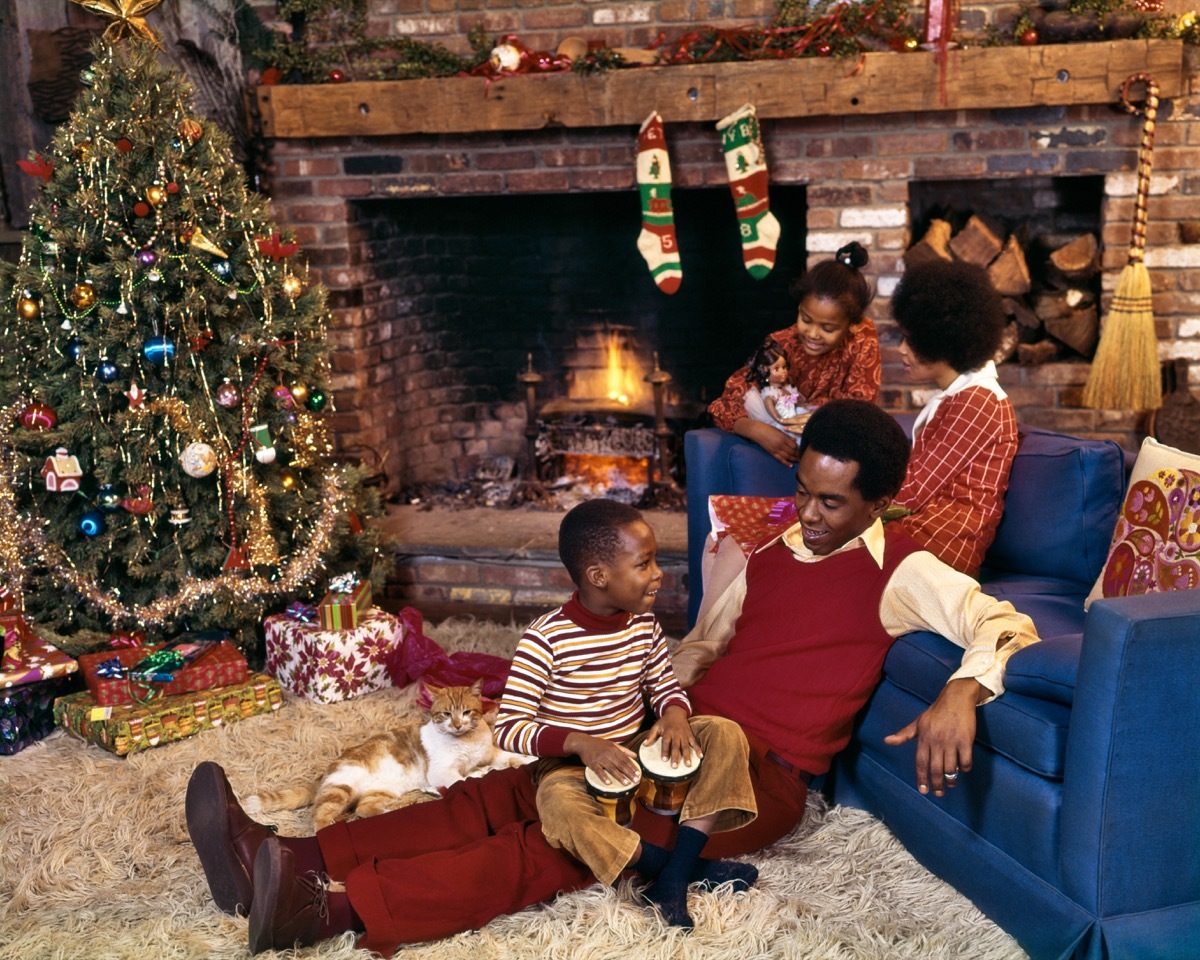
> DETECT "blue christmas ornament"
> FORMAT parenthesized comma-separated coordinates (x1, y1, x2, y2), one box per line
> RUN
(80, 510, 107, 537)
(67, 337, 84, 360)
(142, 336, 176, 364)
(212, 260, 233, 279)
(96, 484, 121, 511)
(96, 360, 120, 383)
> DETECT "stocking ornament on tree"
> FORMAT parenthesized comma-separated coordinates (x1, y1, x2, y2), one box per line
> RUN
(635, 111, 682, 294)
(716, 103, 781, 280)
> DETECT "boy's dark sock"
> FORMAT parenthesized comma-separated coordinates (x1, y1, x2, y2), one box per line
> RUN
(692, 858, 759, 892)
(632, 841, 670, 878)
(641, 825, 708, 929)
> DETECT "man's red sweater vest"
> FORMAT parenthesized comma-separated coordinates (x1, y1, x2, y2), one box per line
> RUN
(688, 526, 923, 776)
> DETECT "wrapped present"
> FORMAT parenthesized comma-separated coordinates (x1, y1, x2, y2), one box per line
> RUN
(265, 607, 401, 703)
(318, 575, 372, 630)
(78, 634, 248, 707)
(1, 613, 79, 689)
(2, 674, 81, 755)
(53, 672, 283, 756)
(708, 494, 797, 557)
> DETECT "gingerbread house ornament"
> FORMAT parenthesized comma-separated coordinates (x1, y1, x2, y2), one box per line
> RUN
(42, 447, 83, 492)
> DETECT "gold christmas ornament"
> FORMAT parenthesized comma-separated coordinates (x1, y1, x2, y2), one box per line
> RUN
(187, 225, 228, 258)
(281, 275, 304, 299)
(289, 383, 309, 405)
(146, 183, 167, 207)
(70, 283, 97, 309)
(279, 469, 298, 492)
(75, 140, 93, 162)
(17, 294, 41, 320)
(178, 118, 203, 145)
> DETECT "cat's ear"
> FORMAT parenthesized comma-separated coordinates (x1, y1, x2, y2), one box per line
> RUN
(469, 678, 483, 695)
(425, 683, 444, 697)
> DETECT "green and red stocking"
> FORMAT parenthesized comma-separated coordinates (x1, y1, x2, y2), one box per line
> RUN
(635, 111, 682, 294)
(716, 103, 781, 280)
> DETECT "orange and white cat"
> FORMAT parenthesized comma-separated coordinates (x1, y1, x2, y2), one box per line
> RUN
(246, 681, 530, 830)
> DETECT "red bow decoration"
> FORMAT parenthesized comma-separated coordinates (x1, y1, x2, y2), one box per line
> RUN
(256, 232, 300, 262)
(17, 154, 54, 182)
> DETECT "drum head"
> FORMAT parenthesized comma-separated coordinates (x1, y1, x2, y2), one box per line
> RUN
(638, 741, 701, 781)
(584, 765, 640, 798)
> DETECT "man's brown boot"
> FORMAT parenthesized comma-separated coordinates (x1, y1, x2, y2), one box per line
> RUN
(248, 837, 357, 954)
(185, 761, 275, 915)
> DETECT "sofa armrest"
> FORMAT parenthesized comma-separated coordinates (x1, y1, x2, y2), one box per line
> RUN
(684, 429, 796, 626)
(1059, 588, 1200, 916)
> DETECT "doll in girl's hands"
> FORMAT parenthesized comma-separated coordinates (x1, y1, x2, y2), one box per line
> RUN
(743, 339, 811, 438)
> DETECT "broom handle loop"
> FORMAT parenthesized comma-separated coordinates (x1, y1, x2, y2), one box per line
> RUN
(1120, 73, 1159, 263)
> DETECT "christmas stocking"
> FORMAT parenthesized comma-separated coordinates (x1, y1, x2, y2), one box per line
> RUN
(716, 103, 781, 280)
(636, 111, 682, 294)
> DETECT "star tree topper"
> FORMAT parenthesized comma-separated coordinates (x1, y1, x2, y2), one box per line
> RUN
(70, 0, 164, 47)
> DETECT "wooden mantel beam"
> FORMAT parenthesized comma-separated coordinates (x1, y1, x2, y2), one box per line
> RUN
(255, 39, 1185, 139)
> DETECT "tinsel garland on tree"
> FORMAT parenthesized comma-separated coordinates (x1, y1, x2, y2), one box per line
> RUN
(0, 27, 387, 655)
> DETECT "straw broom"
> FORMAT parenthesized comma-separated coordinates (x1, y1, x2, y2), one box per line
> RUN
(1081, 73, 1163, 411)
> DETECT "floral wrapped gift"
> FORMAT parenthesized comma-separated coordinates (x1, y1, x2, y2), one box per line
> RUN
(318, 573, 372, 630)
(264, 606, 402, 704)
(53, 672, 283, 756)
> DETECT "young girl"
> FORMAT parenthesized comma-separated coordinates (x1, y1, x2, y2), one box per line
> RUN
(708, 242, 881, 465)
(742, 338, 810, 441)
(890, 259, 1019, 578)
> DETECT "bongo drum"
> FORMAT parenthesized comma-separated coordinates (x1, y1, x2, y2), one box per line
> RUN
(637, 741, 701, 816)
(584, 765, 641, 826)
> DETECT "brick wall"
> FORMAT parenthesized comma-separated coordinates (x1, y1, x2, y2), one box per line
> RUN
(249, 3, 1200, 486)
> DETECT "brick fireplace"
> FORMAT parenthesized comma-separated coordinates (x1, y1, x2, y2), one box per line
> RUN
(250, 35, 1200, 492)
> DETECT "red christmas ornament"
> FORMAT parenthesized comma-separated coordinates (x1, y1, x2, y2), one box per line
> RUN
(16, 154, 53, 182)
(117, 138, 133, 153)
(121, 485, 154, 515)
(260, 66, 283, 86)
(188, 328, 214, 352)
(167, 181, 179, 194)
(133, 201, 152, 218)
(1019, 28, 1039, 45)
(816, 43, 833, 56)
(255, 232, 300, 262)
(18, 402, 57, 430)
(328, 68, 347, 83)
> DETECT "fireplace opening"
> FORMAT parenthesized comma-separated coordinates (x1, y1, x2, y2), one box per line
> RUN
(906, 175, 1106, 366)
(354, 184, 808, 503)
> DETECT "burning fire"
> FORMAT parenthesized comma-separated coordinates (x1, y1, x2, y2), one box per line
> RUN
(605, 332, 638, 406)
(568, 330, 646, 409)
(559, 453, 650, 498)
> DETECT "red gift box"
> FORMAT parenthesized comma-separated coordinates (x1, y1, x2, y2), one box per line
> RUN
(79, 637, 248, 706)
(1, 613, 79, 689)
(708, 494, 797, 556)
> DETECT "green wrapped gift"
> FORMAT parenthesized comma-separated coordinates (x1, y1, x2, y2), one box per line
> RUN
(53, 672, 283, 756)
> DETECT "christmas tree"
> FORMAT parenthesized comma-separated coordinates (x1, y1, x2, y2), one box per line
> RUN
(0, 13, 386, 654)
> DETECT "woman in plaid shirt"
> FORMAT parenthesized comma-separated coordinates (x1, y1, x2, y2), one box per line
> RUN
(890, 260, 1019, 578)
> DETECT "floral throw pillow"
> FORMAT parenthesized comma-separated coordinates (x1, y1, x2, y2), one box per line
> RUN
(1097, 466, 1200, 600)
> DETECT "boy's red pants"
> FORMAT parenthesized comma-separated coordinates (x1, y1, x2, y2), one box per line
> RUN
(317, 736, 807, 956)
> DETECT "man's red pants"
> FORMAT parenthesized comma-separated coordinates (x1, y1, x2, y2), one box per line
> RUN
(317, 736, 808, 955)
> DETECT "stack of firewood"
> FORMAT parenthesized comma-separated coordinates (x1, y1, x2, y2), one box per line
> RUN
(903, 214, 1101, 365)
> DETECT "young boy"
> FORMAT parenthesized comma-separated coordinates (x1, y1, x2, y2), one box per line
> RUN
(494, 498, 758, 929)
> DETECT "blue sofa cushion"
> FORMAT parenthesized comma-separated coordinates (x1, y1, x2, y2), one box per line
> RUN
(1003, 635, 1082, 706)
(980, 426, 1127, 592)
(726, 442, 797, 494)
(882, 631, 1070, 778)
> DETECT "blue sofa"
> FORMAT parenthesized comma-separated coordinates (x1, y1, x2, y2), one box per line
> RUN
(684, 426, 1200, 960)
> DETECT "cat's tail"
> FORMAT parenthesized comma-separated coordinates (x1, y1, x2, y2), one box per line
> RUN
(244, 785, 315, 817)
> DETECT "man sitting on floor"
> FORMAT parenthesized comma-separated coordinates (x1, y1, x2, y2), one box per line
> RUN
(185, 398, 1039, 955)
